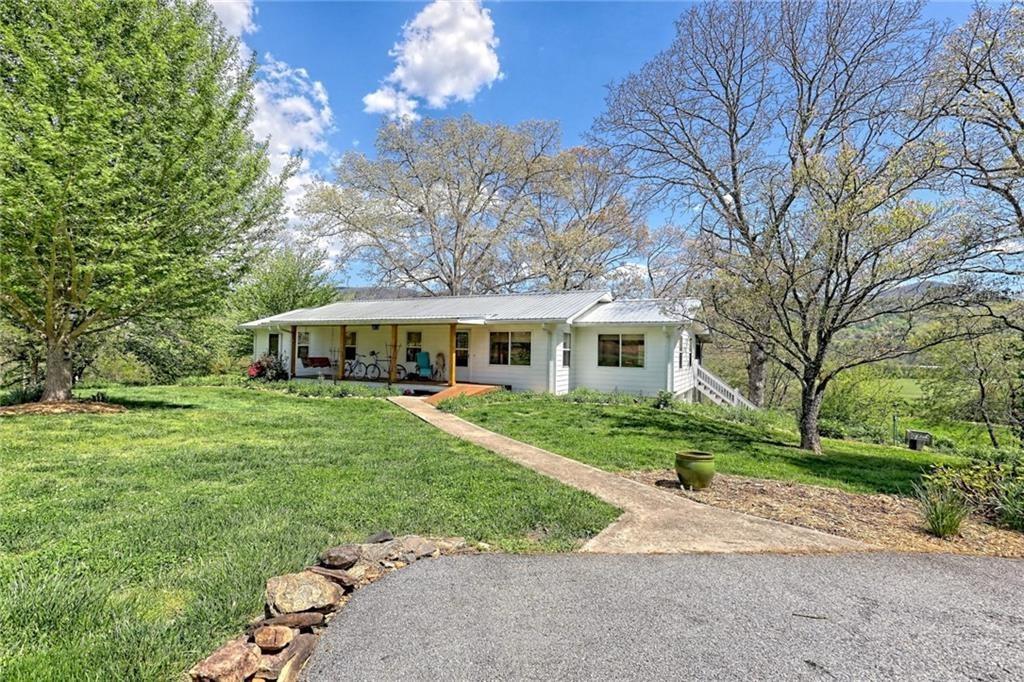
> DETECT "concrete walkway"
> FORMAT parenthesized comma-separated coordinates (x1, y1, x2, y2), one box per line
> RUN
(390, 397, 866, 554)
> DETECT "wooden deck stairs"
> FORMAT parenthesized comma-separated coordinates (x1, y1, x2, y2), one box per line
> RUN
(424, 383, 502, 406)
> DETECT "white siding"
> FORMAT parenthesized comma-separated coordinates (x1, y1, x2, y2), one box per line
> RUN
(571, 326, 671, 396)
(252, 329, 289, 363)
(672, 330, 696, 400)
(554, 325, 571, 395)
(466, 324, 550, 392)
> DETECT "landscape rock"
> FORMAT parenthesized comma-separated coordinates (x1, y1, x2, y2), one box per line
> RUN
(433, 536, 470, 554)
(319, 544, 360, 569)
(365, 530, 395, 544)
(346, 559, 386, 585)
(277, 633, 318, 682)
(306, 565, 356, 589)
(189, 637, 261, 682)
(359, 539, 406, 564)
(248, 611, 324, 633)
(400, 535, 439, 559)
(265, 572, 343, 615)
(256, 646, 298, 679)
(253, 625, 296, 652)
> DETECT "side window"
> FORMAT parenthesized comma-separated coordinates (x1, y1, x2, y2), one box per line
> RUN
(268, 333, 280, 357)
(455, 331, 469, 367)
(297, 331, 310, 360)
(598, 334, 620, 367)
(406, 331, 422, 362)
(621, 334, 644, 367)
(510, 331, 531, 366)
(489, 332, 509, 365)
(597, 333, 645, 368)
(562, 332, 571, 367)
(489, 332, 532, 365)
(345, 331, 356, 361)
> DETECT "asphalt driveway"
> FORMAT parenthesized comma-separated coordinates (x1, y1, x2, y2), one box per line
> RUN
(304, 553, 1024, 681)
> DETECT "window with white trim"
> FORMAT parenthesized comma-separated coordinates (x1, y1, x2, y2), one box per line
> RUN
(406, 331, 422, 362)
(345, 331, 356, 361)
(489, 331, 531, 365)
(562, 333, 571, 367)
(455, 331, 469, 367)
(598, 333, 644, 368)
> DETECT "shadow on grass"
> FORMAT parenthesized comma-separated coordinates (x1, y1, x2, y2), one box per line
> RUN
(610, 408, 930, 495)
(101, 397, 196, 411)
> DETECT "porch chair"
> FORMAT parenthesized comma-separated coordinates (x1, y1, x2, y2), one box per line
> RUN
(416, 351, 432, 380)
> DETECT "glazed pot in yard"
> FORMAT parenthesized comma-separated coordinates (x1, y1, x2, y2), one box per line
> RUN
(675, 451, 715, 490)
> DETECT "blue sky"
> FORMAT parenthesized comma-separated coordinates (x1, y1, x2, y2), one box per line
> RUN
(250, 1, 684, 154)
(217, 0, 976, 187)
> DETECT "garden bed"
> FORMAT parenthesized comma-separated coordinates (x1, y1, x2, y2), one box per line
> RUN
(0, 400, 127, 416)
(623, 470, 1024, 557)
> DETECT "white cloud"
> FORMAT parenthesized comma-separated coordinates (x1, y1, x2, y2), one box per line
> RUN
(363, 85, 421, 122)
(208, 3, 335, 240)
(251, 54, 334, 172)
(364, 0, 502, 121)
(249, 55, 334, 225)
(210, 0, 257, 37)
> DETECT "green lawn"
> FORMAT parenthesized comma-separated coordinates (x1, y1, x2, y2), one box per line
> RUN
(440, 394, 965, 496)
(0, 386, 618, 680)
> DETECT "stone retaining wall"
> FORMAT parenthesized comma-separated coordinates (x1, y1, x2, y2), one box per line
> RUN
(189, 532, 476, 682)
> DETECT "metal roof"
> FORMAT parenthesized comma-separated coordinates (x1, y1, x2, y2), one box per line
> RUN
(241, 290, 614, 328)
(572, 298, 701, 325)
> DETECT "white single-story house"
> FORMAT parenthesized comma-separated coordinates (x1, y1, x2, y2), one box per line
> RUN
(241, 290, 752, 406)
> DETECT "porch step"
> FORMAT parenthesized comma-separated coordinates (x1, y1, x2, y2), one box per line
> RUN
(424, 384, 502, 406)
(694, 365, 757, 409)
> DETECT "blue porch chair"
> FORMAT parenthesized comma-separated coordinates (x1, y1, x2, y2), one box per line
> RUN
(416, 351, 432, 380)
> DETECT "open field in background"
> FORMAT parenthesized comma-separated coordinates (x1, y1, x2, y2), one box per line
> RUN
(440, 393, 966, 496)
(0, 387, 617, 680)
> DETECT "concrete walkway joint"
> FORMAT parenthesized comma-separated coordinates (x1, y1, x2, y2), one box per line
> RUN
(390, 396, 866, 554)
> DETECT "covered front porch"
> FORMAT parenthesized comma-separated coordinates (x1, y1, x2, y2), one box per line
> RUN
(273, 321, 471, 387)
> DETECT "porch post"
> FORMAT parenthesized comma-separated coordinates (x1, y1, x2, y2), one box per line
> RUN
(289, 325, 297, 378)
(338, 325, 346, 380)
(448, 323, 456, 386)
(389, 324, 398, 383)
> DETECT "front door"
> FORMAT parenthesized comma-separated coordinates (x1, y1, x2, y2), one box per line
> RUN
(455, 329, 470, 382)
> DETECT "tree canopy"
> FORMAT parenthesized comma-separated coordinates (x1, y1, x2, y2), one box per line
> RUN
(0, 0, 288, 400)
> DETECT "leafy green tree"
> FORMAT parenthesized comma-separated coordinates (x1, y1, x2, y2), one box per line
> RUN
(227, 245, 339, 356)
(0, 0, 288, 401)
(302, 116, 559, 295)
(922, 326, 1024, 448)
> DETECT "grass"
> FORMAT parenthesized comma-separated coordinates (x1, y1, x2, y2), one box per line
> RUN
(0, 386, 618, 680)
(439, 393, 966, 495)
(915, 482, 970, 538)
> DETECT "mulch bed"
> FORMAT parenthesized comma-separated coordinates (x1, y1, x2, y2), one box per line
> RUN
(0, 401, 127, 416)
(623, 470, 1024, 558)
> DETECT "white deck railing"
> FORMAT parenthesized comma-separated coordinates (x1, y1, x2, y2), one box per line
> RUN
(695, 364, 758, 410)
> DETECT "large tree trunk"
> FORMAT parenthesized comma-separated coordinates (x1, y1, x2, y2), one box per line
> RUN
(41, 338, 73, 402)
(746, 341, 767, 407)
(798, 383, 824, 454)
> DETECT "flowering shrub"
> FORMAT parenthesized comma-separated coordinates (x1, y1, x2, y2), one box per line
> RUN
(247, 354, 287, 382)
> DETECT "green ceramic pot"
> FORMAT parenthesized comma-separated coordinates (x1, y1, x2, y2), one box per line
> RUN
(675, 450, 715, 490)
